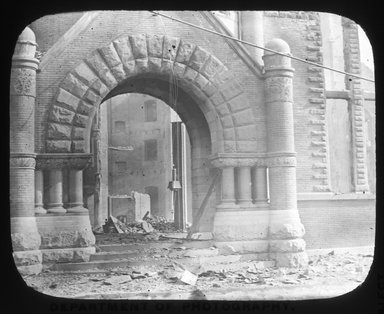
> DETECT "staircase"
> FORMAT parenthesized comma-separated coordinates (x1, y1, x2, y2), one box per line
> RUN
(51, 236, 275, 272)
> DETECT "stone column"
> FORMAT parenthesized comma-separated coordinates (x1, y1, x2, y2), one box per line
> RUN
(34, 169, 46, 214)
(237, 166, 253, 207)
(263, 39, 307, 267)
(10, 27, 42, 275)
(252, 167, 268, 204)
(46, 169, 66, 213)
(67, 159, 89, 213)
(211, 156, 271, 255)
(219, 167, 236, 207)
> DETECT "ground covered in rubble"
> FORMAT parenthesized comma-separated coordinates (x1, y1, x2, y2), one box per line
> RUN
(23, 245, 373, 300)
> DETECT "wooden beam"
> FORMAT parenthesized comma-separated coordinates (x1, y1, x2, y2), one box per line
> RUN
(186, 170, 221, 239)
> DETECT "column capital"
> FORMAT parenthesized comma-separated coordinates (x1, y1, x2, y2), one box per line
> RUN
(263, 38, 294, 73)
(36, 153, 92, 170)
(10, 153, 36, 169)
(210, 153, 267, 168)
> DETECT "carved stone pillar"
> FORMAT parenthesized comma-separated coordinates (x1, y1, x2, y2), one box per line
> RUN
(47, 169, 66, 213)
(237, 166, 253, 207)
(10, 27, 42, 275)
(219, 167, 236, 207)
(263, 39, 307, 267)
(34, 169, 46, 214)
(67, 158, 89, 213)
(211, 154, 271, 256)
(252, 167, 268, 204)
(35, 153, 96, 265)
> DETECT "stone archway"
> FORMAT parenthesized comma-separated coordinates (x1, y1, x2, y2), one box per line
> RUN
(43, 34, 259, 234)
(11, 28, 308, 275)
(45, 34, 258, 155)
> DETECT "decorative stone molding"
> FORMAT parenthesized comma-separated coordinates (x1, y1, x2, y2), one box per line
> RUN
(264, 76, 293, 103)
(265, 156, 296, 168)
(10, 68, 36, 96)
(45, 35, 255, 154)
(305, 14, 331, 192)
(36, 153, 92, 170)
(342, 18, 369, 192)
(10, 153, 36, 169)
(210, 153, 266, 168)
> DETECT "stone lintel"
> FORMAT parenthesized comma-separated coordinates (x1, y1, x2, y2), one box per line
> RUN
(36, 153, 92, 170)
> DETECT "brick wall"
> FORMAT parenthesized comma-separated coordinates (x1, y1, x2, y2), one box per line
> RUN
(298, 198, 375, 248)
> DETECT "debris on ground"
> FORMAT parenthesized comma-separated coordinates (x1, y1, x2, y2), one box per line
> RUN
(98, 214, 184, 236)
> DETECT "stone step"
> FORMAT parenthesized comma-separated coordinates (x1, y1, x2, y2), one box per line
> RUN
(176, 253, 264, 266)
(97, 240, 214, 252)
(51, 258, 165, 272)
(90, 251, 137, 261)
(200, 260, 276, 273)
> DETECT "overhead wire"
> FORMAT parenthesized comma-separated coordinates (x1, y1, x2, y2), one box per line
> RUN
(149, 10, 375, 83)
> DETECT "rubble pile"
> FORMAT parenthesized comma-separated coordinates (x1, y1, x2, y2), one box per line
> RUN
(94, 214, 183, 235)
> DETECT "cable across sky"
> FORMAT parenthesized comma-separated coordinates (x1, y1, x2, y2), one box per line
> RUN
(149, 11, 375, 83)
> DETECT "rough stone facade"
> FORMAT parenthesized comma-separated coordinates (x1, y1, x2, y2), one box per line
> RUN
(10, 11, 375, 274)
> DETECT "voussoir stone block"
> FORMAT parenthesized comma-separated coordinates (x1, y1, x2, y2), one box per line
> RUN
(200, 55, 223, 79)
(98, 44, 122, 68)
(202, 81, 218, 97)
(56, 88, 80, 111)
(189, 46, 210, 72)
(84, 89, 101, 104)
(47, 123, 72, 140)
(73, 113, 89, 127)
(223, 128, 236, 140)
(113, 37, 134, 63)
(86, 53, 117, 89)
(77, 101, 94, 115)
(148, 57, 162, 72)
(220, 80, 243, 101)
(227, 94, 249, 113)
(129, 34, 148, 59)
(175, 40, 196, 65)
(210, 91, 225, 106)
(134, 59, 149, 73)
(61, 73, 89, 98)
(233, 109, 254, 127)
(49, 106, 75, 124)
(46, 140, 71, 153)
(221, 115, 234, 128)
(147, 35, 164, 58)
(216, 103, 230, 117)
(72, 127, 86, 140)
(91, 79, 109, 98)
(173, 62, 186, 79)
(163, 36, 179, 60)
(74, 62, 99, 86)
(193, 73, 209, 89)
(184, 67, 198, 84)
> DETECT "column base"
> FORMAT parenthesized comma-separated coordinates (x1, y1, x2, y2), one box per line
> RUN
(66, 205, 88, 213)
(47, 205, 67, 214)
(213, 209, 270, 241)
(11, 217, 43, 275)
(36, 214, 95, 249)
(11, 216, 41, 251)
(41, 247, 95, 267)
(34, 206, 47, 214)
(269, 252, 309, 267)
